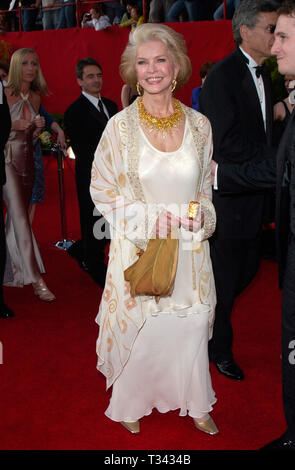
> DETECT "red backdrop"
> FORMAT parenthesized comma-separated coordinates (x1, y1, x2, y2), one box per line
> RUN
(0, 21, 235, 114)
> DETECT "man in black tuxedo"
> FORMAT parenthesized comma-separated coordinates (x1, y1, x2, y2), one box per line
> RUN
(199, 0, 278, 380)
(0, 79, 14, 319)
(64, 58, 118, 287)
(212, 0, 295, 449)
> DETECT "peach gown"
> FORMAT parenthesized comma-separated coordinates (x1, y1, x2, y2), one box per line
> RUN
(3, 96, 45, 287)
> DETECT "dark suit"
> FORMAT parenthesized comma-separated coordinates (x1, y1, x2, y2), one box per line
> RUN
(0, 81, 11, 308)
(217, 112, 295, 438)
(199, 48, 277, 362)
(64, 93, 118, 285)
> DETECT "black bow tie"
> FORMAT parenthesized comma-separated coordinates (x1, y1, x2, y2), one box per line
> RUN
(255, 65, 265, 78)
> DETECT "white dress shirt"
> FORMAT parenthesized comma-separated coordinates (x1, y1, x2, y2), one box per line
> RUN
(82, 91, 110, 119)
(82, 15, 111, 31)
(240, 47, 266, 130)
(214, 48, 267, 189)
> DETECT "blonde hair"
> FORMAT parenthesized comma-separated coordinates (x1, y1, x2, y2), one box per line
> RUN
(7, 48, 49, 96)
(120, 23, 192, 91)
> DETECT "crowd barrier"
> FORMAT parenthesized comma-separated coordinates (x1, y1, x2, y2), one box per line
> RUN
(0, 0, 227, 32)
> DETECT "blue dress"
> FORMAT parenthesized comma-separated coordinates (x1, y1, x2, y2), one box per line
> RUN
(191, 86, 202, 111)
(30, 105, 54, 204)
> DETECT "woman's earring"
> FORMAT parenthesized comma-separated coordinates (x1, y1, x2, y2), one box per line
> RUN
(136, 82, 143, 96)
(171, 78, 177, 93)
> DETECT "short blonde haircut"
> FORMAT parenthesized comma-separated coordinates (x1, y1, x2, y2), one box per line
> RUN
(120, 23, 192, 91)
(7, 48, 49, 96)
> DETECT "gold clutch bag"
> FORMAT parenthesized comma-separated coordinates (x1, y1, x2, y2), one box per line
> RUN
(124, 232, 179, 299)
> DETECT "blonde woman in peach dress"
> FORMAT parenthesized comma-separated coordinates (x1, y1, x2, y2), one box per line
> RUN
(3, 48, 55, 301)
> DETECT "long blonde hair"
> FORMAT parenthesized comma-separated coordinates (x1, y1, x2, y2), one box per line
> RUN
(7, 48, 49, 96)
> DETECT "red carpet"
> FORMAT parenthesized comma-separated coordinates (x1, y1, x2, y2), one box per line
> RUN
(0, 156, 285, 451)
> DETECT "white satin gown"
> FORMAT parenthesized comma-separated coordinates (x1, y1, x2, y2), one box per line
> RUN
(105, 120, 217, 422)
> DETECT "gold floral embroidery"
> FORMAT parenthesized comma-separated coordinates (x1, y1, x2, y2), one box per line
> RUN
(107, 338, 113, 352)
(125, 102, 146, 203)
(108, 298, 117, 314)
(118, 173, 126, 187)
(120, 319, 128, 333)
(200, 271, 210, 283)
(124, 296, 137, 311)
(104, 361, 114, 379)
(103, 289, 111, 302)
(124, 281, 131, 295)
(106, 189, 118, 199)
(99, 134, 108, 153)
(200, 197, 216, 240)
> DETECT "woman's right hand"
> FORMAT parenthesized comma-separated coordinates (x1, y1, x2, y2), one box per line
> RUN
(12, 119, 31, 131)
(34, 115, 45, 130)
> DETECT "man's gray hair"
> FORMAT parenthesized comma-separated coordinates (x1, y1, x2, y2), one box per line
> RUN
(232, 0, 279, 45)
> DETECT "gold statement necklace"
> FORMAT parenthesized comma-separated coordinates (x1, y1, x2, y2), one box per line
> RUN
(138, 97, 184, 138)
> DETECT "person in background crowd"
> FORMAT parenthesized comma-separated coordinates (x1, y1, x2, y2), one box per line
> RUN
(191, 61, 215, 111)
(0, 74, 15, 318)
(120, 4, 143, 29)
(210, 0, 295, 449)
(273, 73, 295, 145)
(0, 0, 11, 32)
(20, 0, 39, 31)
(120, 1, 137, 24)
(167, 0, 206, 22)
(29, 105, 66, 224)
(3, 48, 55, 301)
(213, 0, 242, 20)
(0, 59, 66, 222)
(148, 0, 175, 22)
(64, 57, 118, 288)
(6, 0, 19, 32)
(81, 6, 111, 31)
(102, 1, 121, 24)
(0, 61, 9, 85)
(120, 83, 138, 107)
(199, 0, 278, 381)
(37, 0, 60, 30)
(57, 0, 76, 29)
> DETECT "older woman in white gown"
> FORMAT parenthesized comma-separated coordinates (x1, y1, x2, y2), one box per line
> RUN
(90, 23, 218, 435)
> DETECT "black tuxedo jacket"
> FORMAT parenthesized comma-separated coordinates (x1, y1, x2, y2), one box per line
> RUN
(0, 82, 11, 186)
(64, 93, 118, 177)
(217, 110, 295, 287)
(1, 79, 11, 303)
(275, 111, 294, 286)
(199, 48, 276, 239)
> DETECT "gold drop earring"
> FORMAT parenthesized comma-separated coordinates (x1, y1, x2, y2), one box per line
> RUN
(136, 82, 143, 96)
(171, 78, 177, 93)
